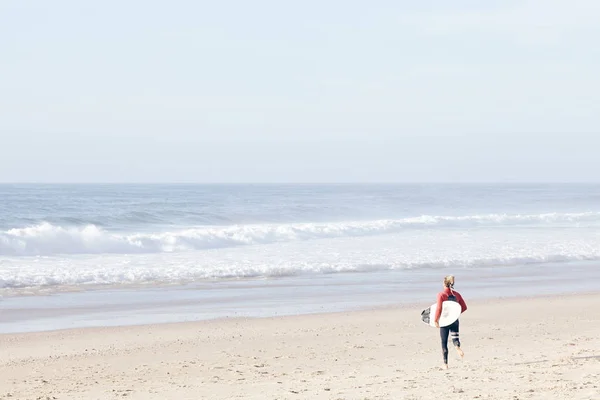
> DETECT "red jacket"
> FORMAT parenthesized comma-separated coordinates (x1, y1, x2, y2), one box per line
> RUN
(434, 287, 467, 323)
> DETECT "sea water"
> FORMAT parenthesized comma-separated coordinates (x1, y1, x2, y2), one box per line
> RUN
(1, 184, 599, 332)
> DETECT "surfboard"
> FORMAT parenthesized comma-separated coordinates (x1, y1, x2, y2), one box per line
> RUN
(421, 301, 462, 327)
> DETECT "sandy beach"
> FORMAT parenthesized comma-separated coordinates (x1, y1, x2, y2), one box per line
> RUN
(0, 293, 598, 400)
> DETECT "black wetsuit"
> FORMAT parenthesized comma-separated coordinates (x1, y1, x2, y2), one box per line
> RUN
(440, 319, 460, 364)
(440, 293, 461, 364)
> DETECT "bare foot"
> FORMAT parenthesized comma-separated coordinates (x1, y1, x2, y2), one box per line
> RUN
(441, 364, 449, 370)
(456, 347, 464, 359)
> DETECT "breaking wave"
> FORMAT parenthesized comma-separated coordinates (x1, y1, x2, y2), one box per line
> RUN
(1, 211, 599, 256)
(1, 252, 599, 290)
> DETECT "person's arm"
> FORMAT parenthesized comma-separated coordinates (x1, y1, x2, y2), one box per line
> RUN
(434, 292, 444, 325)
(458, 294, 467, 313)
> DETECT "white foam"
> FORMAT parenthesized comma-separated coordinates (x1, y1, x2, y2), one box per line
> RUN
(1, 228, 599, 290)
(2, 212, 600, 256)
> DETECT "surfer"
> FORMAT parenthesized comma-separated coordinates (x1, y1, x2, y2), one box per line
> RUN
(435, 275, 467, 370)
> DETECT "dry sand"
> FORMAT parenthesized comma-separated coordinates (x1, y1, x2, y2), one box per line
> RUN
(1, 293, 599, 400)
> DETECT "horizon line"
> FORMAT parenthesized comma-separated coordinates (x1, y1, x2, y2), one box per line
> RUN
(1, 181, 599, 185)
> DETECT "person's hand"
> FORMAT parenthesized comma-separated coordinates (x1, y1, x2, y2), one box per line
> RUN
(435, 321, 440, 328)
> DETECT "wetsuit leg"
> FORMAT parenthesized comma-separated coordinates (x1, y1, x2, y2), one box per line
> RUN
(440, 325, 450, 364)
(449, 319, 460, 347)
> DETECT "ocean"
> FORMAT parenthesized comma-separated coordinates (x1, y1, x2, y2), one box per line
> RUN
(1, 183, 599, 332)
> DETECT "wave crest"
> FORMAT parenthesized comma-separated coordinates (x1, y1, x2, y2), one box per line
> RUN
(1, 211, 599, 256)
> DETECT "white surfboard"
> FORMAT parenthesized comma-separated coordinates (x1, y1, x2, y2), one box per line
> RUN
(421, 301, 462, 327)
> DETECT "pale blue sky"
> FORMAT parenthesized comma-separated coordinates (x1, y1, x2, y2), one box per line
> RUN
(1, 0, 599, 183)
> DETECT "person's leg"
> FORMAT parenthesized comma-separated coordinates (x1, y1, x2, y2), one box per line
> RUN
(449, 320, 464, 358)
(440, 325, 450, 369)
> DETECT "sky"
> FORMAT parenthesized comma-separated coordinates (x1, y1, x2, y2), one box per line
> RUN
(1, 0, 599, 183)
